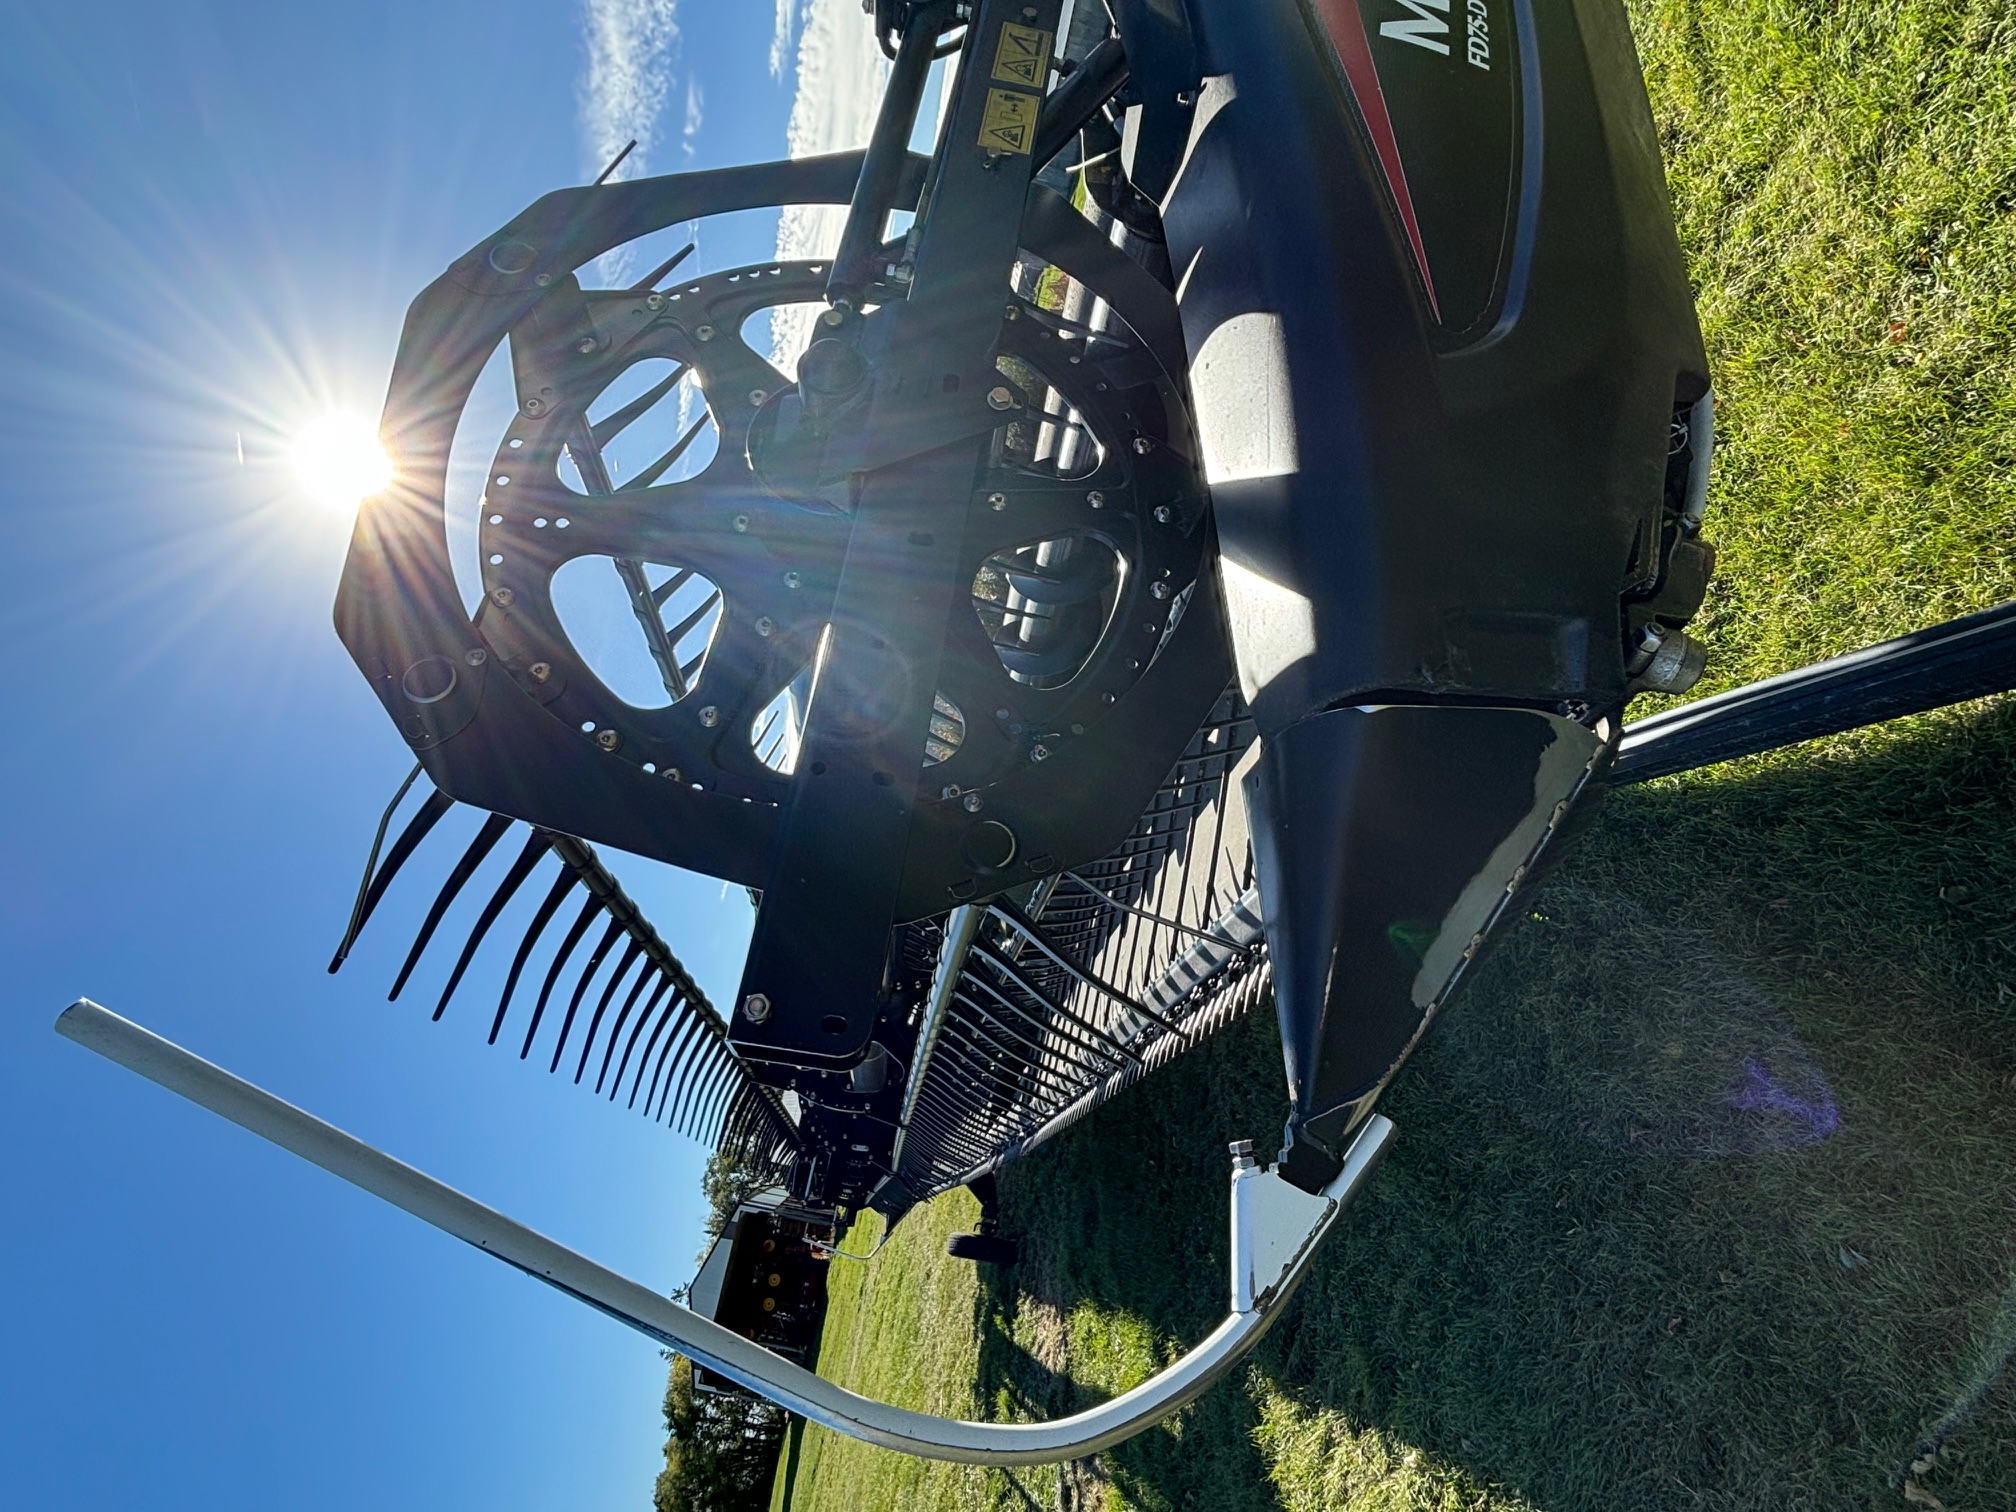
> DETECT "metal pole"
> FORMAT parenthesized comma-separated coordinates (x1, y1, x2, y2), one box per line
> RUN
(1611, 598, 2016, 784)
(826, 6, 949, 306)
(54, 999, 1388, 1465)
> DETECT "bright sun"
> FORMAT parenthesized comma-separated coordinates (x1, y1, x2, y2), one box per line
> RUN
(291, 411, 392, 509)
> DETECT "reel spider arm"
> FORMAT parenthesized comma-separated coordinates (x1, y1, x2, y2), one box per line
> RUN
(57, 1000, 1390, 1466)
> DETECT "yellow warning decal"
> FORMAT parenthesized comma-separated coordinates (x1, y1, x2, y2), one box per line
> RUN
(991, 22, 1052, 87)
(978, 87, 1039, 154)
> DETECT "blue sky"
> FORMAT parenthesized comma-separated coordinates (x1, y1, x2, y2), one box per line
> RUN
(0, 3, 834, 1506)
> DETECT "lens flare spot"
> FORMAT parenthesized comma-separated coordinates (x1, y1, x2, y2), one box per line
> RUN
(291, 412, 391, 510)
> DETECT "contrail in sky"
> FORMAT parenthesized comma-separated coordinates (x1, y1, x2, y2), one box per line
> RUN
(579, 0, 683, 283)
(682, 76, 704, 164)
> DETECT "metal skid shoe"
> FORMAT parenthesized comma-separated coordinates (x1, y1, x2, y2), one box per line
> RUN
(52, 0, 1742, 1469)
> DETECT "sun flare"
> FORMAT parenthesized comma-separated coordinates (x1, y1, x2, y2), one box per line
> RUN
(291, 411, 391, 510)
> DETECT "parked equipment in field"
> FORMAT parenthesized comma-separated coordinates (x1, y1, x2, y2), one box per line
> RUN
(688, 1192, 836, 1391)
(61, 0, 2015, 1463)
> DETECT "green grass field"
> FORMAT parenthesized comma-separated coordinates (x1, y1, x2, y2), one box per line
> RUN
(772, 2, 2016, 1507)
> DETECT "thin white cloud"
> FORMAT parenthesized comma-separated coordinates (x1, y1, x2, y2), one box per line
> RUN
(771, 0, 889, 369)
(769, 0, 800, 81)
(682, 76, 703, 164)
(579, 0, 683, 283)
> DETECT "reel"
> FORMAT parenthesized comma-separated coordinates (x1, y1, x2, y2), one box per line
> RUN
(464, 258, 1217, 867)
(333, 12, 1235, 1215)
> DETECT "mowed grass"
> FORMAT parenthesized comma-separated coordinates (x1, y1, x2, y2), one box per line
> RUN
(777, 2, 2016, 1508)
(767, 1190, 995, 1512)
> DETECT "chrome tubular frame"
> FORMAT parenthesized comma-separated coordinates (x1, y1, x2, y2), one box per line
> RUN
(55, 999, 1391, 1466)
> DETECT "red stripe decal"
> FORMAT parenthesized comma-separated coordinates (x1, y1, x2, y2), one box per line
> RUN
(1311, 0, 1443, 322)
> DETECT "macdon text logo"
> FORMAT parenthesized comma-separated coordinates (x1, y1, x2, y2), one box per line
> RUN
(1378, 0, 1492, 71)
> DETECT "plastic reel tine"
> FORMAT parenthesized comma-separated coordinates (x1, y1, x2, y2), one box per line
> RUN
(710, 1055, 753, 1134)
(433, 831, 552, 1021)
(548, 916, 624, 1074)
(680, 1044, 738, 1137)
(491, 863, 579, 1045)
(750, 1092, 787, 1149)
(624, 988, 679, 1110)
(594, 962, 658, 1095)
(765, 1091, 798, 1147)
(647, 1008, 705, 1122)
(667, 1042, 718, 1133)
(718, 1088, 754, 1158)
(667, 1030, 728, 1131)
(521, 894, 601, 1060)
(575, 938, 645, 1084)
(696, 1057, 746, 1142)
(735, 1083, 764, 1139)
(749, 1096, 784, 1161)
(728, 1085, 763, 1150)
(681, 1052, 727, 1137)
(387, 812, 513, 1001)
(330, 763, 424, 971)
(615, 977, 673, 1104)
(642, 1002, 698, 1119)
(718, 1082, 747, 1142)
(589, 366, 684, 449)
(757, 1100, 792, 1164)
(329, 782, 451, 972)
(591, 137, 635, 184)
(652, 1011, 711, 1123)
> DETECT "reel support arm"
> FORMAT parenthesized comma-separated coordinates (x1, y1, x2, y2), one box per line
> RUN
(826, 0, 957, 306)
(55, 999, 1390, 1465)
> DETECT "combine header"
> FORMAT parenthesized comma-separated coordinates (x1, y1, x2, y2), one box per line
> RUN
(59, 0, 2016, 1464)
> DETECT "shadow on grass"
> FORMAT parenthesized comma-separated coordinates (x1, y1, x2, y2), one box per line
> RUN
(974, 700, 2016, 1512)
